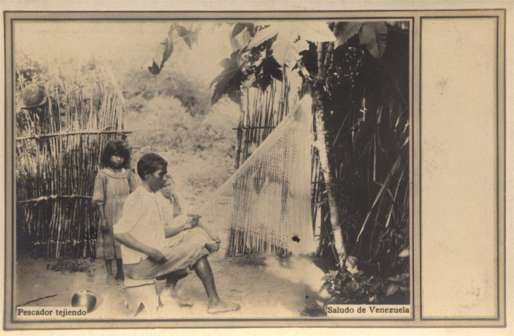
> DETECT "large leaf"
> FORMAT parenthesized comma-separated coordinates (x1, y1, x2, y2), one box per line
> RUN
(173, 23, 199, 49)
(332, 22, 363, 48)
(232, 23, 255, 37)
(293, 41, 317, 79)
(359, 22, 388, 58)
(248, 22, 336, 65)
(148, 36, 174, 75)
(231, 23, 256, 50)
(148, 23, 198, 75)
(332, 21, 389, 58)
(148, 60, 161, 75)
(210, 51, 245, 104)
(254, 56, 283, 91)
(273, 38, 310, 67)
(247, 26, 279, 49)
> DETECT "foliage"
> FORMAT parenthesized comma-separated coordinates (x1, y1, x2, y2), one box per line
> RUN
(247, 22, 335, 65)
(210, 22, 340, 104)
(210, 36, 284, 104)
(210, 51, 246, 104)
(123, 67, 211, 117)
(148, 23, 199, 75)
(125, 95, 233, 154)
(15, 52, 49, 110)
(323, 268, 409, 304)
(330, 22, 388, 57)
(308, 24, 410, 303)
(124, 93, 239, 204)
(212, 20, 410, 304)
(210, 24, 292, 104)
(230, 23, 260, 50)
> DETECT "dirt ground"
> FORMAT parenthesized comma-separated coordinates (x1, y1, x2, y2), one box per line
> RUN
(14, 192, 326, 320)
(15, 250, 323, 319)
(14, 146, 327, 319)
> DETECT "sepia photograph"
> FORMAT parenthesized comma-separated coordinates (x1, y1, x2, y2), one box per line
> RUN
(11, 18, 411, 321)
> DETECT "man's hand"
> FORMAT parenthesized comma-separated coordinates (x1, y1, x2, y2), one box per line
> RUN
(185, 214, 200, 228)
(160, 186, 174, 200)
(148, 249, 167, 263)
(160, 177, 177, 200)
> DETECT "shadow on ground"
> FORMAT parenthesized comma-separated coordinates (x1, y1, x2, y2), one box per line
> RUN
(14, 251, 324, 320)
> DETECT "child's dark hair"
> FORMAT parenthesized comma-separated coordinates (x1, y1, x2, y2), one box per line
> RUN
(100, 139, 131, 169)
(137, 153, 168, 180)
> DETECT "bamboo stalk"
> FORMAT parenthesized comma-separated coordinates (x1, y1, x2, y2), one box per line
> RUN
(312, 42, 347, 264)
(16, 129, 131, 141)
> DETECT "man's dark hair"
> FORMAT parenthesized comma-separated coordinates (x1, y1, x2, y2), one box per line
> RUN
(137, 153, 168, 180)
(100, 139, 131, 169)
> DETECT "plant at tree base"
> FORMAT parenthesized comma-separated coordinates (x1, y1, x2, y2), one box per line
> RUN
(322, 262, 409, 304)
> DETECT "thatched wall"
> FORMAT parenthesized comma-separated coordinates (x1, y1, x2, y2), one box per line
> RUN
(16, 66, 129, 258)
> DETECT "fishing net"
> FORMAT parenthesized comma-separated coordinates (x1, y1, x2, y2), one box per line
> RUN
(202, 96, 317, 257)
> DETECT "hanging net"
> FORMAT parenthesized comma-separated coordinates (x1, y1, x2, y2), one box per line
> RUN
(201, 96, 316, 257)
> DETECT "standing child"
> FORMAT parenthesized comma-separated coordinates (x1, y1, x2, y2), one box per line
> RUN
(93, 139, 138, 281)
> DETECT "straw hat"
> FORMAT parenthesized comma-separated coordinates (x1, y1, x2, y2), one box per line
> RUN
(21, 83, 47, 109)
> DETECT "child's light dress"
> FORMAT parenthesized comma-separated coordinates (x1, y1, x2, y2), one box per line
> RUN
(92, 168, 137, 260)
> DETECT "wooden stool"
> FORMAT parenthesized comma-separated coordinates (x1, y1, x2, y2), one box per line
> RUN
(122, 278, 160, 316)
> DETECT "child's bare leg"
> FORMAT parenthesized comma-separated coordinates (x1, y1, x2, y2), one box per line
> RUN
(115, 259, 124, 280)
(105, 260, 113, 276)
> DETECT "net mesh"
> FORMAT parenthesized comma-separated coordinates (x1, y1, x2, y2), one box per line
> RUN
(201, 96, 316, 257)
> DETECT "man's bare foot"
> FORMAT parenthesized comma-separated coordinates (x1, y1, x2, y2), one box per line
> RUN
(207, 300, 240, 314)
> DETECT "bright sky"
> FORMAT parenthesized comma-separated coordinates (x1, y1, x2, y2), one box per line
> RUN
(13, 20, 363, 87)
(14, 21, 234, 85)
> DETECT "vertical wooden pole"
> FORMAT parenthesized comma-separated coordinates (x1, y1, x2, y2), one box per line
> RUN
(312, 42, 347, 264)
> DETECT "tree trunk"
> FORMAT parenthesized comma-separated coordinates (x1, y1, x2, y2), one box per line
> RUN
(312, 42, 347, 264)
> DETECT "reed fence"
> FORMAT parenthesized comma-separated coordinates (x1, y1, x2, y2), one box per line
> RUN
(16, 66, 128, 258)
(230, 71, 329, 256)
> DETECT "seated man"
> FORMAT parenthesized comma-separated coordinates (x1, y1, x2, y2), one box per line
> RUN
(114, 153, 239, 314)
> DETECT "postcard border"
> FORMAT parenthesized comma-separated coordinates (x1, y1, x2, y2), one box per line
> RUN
(418, 15, 505, 322)
(3, 9, 506, 329)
